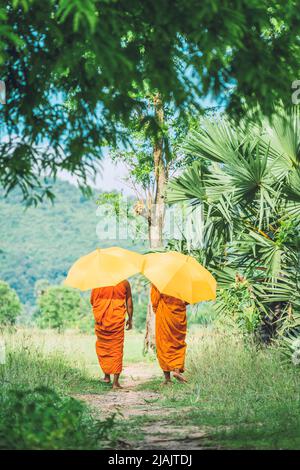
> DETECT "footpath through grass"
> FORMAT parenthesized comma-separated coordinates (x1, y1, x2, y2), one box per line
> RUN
(2, 326, 300, 449)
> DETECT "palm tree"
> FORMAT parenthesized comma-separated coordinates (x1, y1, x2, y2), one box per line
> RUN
(167, 107, 300, 341)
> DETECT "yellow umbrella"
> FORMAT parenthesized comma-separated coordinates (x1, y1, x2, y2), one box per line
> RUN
(64, 246, 144, 291)
(142, 251, 216, 304)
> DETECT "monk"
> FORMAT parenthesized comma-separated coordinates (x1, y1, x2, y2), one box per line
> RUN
(90, 280, 133, 389)
(151, 283, 188, 384)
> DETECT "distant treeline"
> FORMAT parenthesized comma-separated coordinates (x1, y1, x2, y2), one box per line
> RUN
(0, 180, 143, 309)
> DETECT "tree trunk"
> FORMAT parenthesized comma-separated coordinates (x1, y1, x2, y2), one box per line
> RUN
(144, 205, 165, 354)
(144, 290, 157, 354)
(144, 93, 166, 354)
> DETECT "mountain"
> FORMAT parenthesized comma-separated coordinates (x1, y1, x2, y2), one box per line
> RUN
(0, 180, 144, 306)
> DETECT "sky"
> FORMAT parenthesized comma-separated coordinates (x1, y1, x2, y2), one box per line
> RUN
(59, 155, 135, 195)
(0, 131, 135, 195)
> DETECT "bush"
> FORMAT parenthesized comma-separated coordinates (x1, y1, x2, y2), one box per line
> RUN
(216, 280, 261, 335)
(188, 302, 218, 326)
(0, 280, 22, 325)
(0, 387, 114, 450)
(36, 285, 90, 331)
(133, 300, 148, 332)
(75, 313, 94, 334)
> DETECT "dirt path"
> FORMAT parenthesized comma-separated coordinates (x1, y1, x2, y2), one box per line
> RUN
(76, 363, 212, 450)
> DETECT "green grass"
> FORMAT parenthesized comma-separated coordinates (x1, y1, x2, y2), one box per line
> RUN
(124, 329, 157, 364)
(1, 327, 107, 394)
(138, 328, 300, 449)
(0, 327, 119, 449)
(3, 326, 300, 449)
(1, 327, 148, 383)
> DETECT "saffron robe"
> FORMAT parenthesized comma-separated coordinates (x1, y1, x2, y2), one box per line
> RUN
(91, 281, 127, 374)
(151, 284, 187, 372)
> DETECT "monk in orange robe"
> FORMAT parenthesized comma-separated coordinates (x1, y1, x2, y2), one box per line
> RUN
(90, 280, 133, 389)
(151, 284, 188, 384)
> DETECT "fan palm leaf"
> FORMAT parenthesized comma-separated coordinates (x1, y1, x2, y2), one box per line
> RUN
(167, 106, 300, 341)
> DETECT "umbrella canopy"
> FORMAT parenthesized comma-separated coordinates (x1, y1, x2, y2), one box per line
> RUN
(64, 246, 144, 291)
(142, 251, 216, 304)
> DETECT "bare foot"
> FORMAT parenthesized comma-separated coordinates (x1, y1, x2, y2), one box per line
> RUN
(173, 371, 188, 383)
(112, 383, 123, 390)
(102, 374, 111, 384)
(162, 380, 173, 386)
(102, 377, 111, 384)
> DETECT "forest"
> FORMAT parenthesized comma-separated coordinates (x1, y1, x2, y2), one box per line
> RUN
(0, 180, 144, 304)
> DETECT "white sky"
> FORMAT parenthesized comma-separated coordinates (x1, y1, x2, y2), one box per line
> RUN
(59, 156, 135, 195)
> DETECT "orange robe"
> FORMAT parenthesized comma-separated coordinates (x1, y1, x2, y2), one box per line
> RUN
(91, 281, 127, 375)
(151, 284, 187, 372)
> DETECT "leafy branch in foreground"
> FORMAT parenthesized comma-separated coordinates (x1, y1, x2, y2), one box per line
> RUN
(2, 1, 300, 200)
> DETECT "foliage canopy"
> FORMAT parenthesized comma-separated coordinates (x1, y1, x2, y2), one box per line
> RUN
(1, 0, 300, 200)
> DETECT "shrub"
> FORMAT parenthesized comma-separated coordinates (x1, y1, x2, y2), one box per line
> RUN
(216, 279, 261, 335)
(0, 280, 22, 325)
(36, 286, 90, 331)
(0, 387, 114, 450)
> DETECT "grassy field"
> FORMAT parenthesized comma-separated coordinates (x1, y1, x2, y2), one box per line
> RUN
(0, 327, 139, 449)
(1, 326, 300, 449)
(1, 327, 148, 393)
(139, 329, 300, 449)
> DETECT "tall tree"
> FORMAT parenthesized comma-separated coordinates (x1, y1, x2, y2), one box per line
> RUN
(149, 94, 166, 249)
(108, 97, 190, 351)
(140, 93, 166, 352)
(1, 0, 300, 201)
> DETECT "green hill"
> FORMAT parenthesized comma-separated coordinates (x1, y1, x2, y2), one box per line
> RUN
(0, 180, 144, 307)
